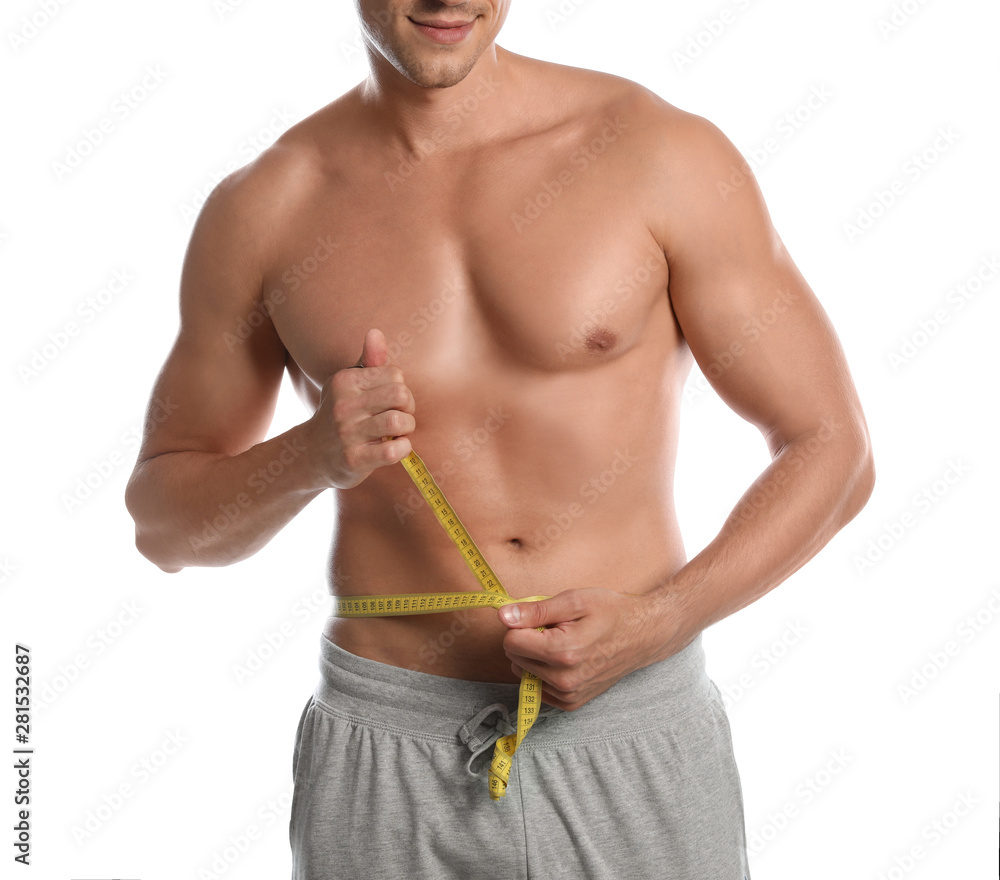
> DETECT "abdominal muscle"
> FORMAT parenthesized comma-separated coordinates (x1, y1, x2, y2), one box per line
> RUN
(321, 445, 687, 684)
(313, 287, 690, 684)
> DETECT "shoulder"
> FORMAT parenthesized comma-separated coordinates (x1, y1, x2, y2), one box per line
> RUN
(202, 86, 364, 218)
(551, 74, 768, 249)
(203, 100, 340, 222)
(508, 53, 741, 175)
(190, 91, 359, 273)
(595, 80, 742, 181)
(510, 60, 772, 261)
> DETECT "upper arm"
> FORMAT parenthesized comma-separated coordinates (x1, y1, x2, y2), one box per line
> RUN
(136, 163, 288, 465)
(651, 112, 867, 454)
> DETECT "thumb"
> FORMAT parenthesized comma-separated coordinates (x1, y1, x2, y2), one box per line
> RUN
(357, 328, 389, 368)
(498, 594, 579, 629)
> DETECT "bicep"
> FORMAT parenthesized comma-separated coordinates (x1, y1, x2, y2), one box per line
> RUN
(138, 176, 287, 463)
(660, 117, 862, 452)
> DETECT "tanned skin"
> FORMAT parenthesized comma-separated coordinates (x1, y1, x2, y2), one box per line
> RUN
(126, 0, 874, 711)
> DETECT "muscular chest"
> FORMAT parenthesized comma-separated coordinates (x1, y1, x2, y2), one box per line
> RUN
(265, 141, 670, 392)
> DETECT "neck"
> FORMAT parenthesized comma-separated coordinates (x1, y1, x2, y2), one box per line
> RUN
(358, 45, 515, 154)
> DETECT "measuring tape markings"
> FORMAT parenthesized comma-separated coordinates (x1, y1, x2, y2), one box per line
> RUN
(334, 591, 550, 617)
(334, 449, 547, 801)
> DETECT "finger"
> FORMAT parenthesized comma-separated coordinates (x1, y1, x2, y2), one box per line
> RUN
(357, 328, 389, 369)
(497, 592, 586, 629)
(346, 363, 412, 399)
(512, 659, 563, 709)
(347, 435, 413, 470)
(356, 381, 416, 417)
(508, 658, 579, 709)
(359, 410, 416, 444)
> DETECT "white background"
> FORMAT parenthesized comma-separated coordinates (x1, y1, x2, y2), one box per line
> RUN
(2, 0, 998, 877)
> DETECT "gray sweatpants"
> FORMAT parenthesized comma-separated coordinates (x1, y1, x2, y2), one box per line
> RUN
(290, 633, 750, 879)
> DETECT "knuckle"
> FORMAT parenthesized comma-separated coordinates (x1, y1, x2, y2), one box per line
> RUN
(331, 398, 353, 425)
(551, 647, 577, 669)
(390, 385, 411, 409)
(550, 670, 579, 693)
(385, 411, 406, 435)
(394, 436, 413, 459)
(341, 446, 363, 473)
(331, 369, 354, 391)
(381, 439, 403, 463)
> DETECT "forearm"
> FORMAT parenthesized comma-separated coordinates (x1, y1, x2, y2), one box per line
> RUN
(125, 422, 324, 571)
(651, 416, 875, 652)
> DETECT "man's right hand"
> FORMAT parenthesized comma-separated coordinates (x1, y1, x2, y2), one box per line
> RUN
(305, 328, 416, 490)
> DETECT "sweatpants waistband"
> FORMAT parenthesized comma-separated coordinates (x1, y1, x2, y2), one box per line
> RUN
(314, 632, 715, 745)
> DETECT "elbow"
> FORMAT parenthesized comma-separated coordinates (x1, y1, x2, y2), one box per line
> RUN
(841, 420, 876, 526)
(125, 475, 185, 574)
(134, 530, 185, 574)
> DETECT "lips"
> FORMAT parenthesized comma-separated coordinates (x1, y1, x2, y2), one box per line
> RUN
(409, 17, 476, 44)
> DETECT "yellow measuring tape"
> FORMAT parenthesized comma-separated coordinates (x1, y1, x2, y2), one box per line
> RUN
(334, 450, 548, 801)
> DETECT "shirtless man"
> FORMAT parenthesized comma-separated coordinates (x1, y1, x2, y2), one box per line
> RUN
(126, 2, 874, 877)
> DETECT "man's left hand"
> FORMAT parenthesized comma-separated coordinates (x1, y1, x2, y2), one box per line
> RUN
(497, 588, 688, 711)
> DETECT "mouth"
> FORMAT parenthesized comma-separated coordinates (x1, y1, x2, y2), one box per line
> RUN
(408, 16, 477, 44)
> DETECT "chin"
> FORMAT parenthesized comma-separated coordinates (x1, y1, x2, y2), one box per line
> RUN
(397, 56, 482, 90)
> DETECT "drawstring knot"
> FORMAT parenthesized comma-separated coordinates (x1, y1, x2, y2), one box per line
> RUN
(458, 703, 518, 777)
(458, 702, 561, 779)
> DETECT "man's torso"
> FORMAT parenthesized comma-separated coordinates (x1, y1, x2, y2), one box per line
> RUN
(252, 56, 693, 682)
